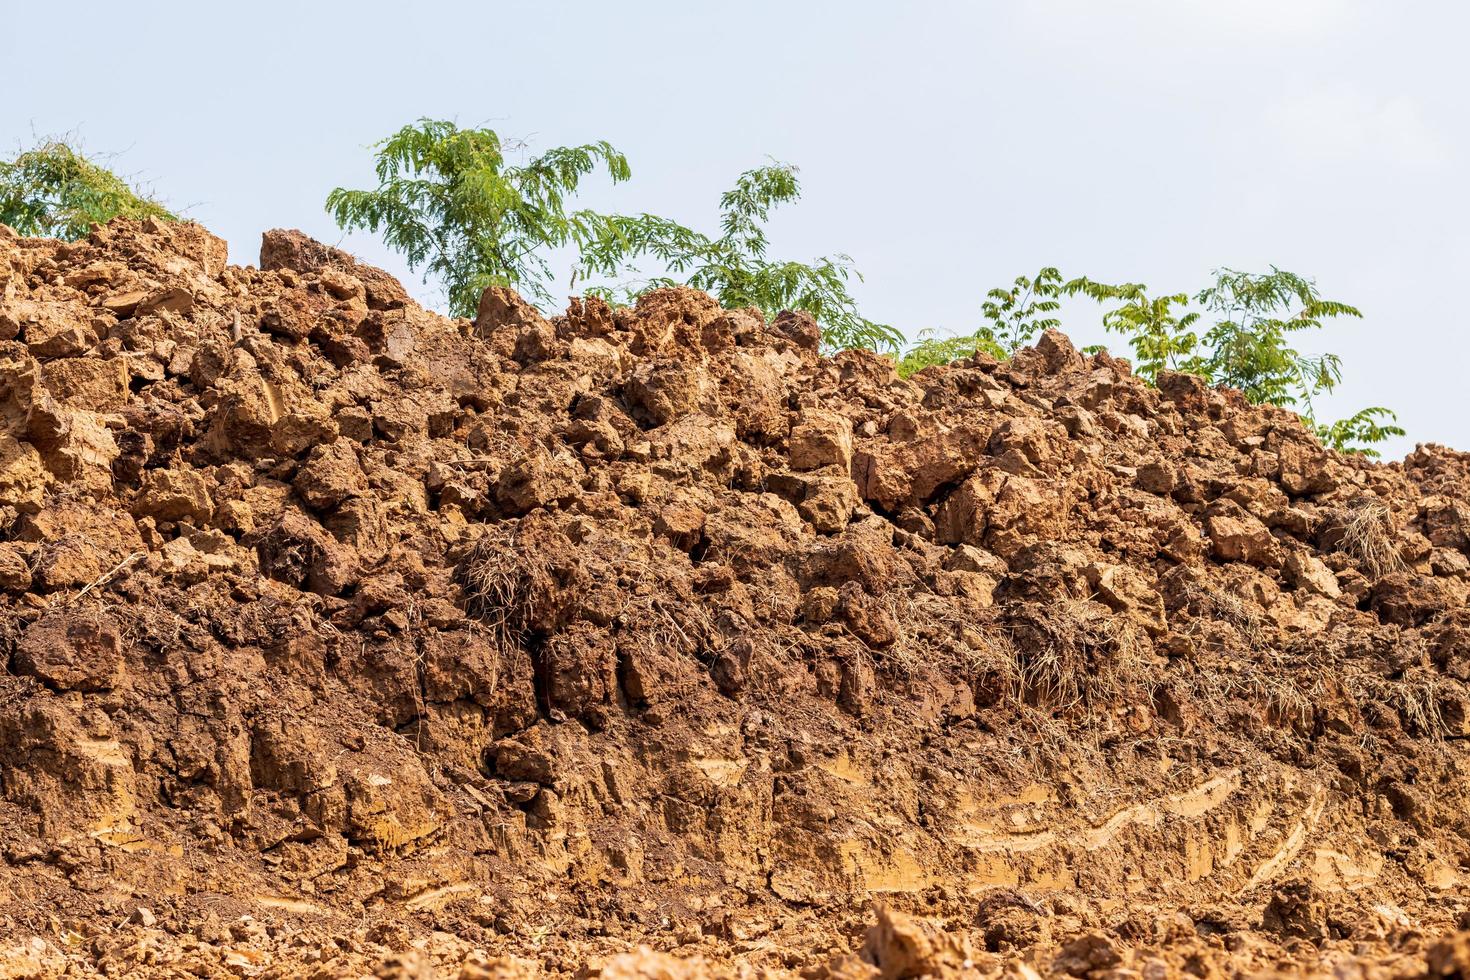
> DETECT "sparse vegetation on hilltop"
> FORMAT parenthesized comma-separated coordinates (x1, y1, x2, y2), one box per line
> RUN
(326, 120, 899, 352)
(0, 139, 174, 240)
(0, 132, 1405, 455)
(898, 266, 1403, 457)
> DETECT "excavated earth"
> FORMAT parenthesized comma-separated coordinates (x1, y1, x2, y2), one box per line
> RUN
(3, 218, 1470, 979)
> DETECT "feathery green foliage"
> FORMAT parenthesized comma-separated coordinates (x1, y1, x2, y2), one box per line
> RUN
(579, 163, 900, 352)
(1076, 282, 1206, 383)
(329, 123, 895, 351)
(1097, 266, 1396, 453)
(1193, 267, 1363, 412)
(0, 140, 174, 240)
(326, 119, 633, 316)
(895, 268, 1124, 376)
(1315, 407, 1406, 459)
(979, 267, 1067, 354)
(895, 266, 1079, 377)
(899, 264, 1401, 455)
(894, 329, 1005, 377)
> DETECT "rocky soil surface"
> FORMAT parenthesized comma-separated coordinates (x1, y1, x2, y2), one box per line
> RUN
(2, 218, 1470, 978)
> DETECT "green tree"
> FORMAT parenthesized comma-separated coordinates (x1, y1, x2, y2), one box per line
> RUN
(1103, 266, 1400, 454)
(0, 140, 174, 240)
(329, 122, 896, 351)
(1078, 282, 1206, 384)
(577, 163, 900, 352)
(898, 264, 1402, 455)
(980, 266, 1067, 354)
(1193, 267, 1360, 413)
(326, 119, 633, 316)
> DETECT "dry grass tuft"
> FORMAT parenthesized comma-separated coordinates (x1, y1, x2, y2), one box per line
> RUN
(455, 528, 547, 651)
(742, 570, 799, 625)
(1177, 581, 1267, 650)
(1008, 599, 1149, 720)
(1346, 635, 1449, 741)
(960, 628, 1023, 691)
(877, 591, 922, 677)
(877, 591, 1020, 691)
(1386, 666, 1448, 740)
(633, 593, 714, 661)
(1337, 498, 1405, 580)
(1188, 650, 1324, 732)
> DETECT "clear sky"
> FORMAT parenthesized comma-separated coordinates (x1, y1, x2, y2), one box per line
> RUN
(6, 0, 1465, 457)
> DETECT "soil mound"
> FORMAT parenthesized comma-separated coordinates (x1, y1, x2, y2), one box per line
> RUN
(2, 218, 1469, 977)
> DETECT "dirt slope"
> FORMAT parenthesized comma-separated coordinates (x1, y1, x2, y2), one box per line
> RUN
(2, 218, 1470, 978)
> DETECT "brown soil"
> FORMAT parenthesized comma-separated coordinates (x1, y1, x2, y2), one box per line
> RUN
(2, 217, 1470, 978)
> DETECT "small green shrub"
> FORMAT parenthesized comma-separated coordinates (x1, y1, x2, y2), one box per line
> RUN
(0, 139, 174, 240)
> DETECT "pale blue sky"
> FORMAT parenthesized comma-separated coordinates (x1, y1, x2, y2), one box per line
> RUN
(7, 0, 1466, 457)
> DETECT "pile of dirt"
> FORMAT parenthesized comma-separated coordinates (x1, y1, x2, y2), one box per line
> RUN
(2, 217, 1469, 978)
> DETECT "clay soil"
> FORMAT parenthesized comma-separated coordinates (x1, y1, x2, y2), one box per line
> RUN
(3, 218, 1470, 978)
